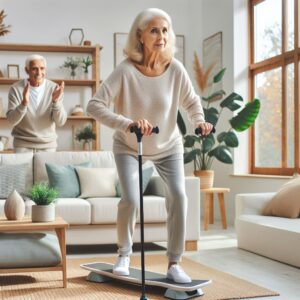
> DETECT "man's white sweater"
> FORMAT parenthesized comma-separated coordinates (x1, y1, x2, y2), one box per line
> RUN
(7, 79, 67, 149)
(87, 58, 205, 160)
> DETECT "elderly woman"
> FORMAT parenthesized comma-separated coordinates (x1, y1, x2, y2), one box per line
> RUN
(87, 8, 213, 283)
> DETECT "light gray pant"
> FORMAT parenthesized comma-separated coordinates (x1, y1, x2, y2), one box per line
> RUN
(14, 147, 56, 153)
(115, 153, 187, 262)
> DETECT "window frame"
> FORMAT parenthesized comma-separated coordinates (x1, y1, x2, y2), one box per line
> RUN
(249, 0, 300, 175)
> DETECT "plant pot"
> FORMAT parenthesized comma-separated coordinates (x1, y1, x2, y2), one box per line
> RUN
(83, 140, 91, 151)
(194, 170, 214, 189)
(31, 204, 55, 222)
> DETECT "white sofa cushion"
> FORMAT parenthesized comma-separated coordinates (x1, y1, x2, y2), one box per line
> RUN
(236, 215, 300, 267)
(34, 151, 116, 183)
(76, 167, 117, 198)
(87, 195, 167, 224)
(54, 198, 91, 225)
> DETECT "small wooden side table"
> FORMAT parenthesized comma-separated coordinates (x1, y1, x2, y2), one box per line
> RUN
(201, 187, 230, 230)
(0, 216, 69, 287)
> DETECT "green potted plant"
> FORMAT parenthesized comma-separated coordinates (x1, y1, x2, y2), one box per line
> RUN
(30, 183, 58, 222)
(179, 53, 260, 188)
(81, 56, 92, 79)
(75, 124, 96, 150)
(61, 56, 81, 79)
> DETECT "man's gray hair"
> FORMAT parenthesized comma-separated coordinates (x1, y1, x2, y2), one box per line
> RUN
(124, 8, 176, 64)
(25, 54, 47, 69)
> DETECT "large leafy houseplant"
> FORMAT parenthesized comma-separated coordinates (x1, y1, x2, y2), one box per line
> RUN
(179, 53, 260, 171)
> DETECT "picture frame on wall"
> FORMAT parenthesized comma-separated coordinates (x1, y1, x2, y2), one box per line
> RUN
(114, 32, 128, 68)
(175, 34, 185, 66)
(114, 33, 186, 68)
(202, 31, 223, 90)
(7, 64, 20, 78)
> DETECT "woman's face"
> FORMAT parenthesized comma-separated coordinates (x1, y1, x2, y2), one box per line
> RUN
(140, 17, 169, 54)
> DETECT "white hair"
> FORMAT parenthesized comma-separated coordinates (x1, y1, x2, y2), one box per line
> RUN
(124, 8, 176, 63)
(25, 54, 47, 69)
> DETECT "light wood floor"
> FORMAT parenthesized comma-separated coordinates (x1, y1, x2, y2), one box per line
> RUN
(67, 223, 300, 300)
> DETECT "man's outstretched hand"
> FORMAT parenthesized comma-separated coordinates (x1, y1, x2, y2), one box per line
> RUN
(52, 81, 65, 103)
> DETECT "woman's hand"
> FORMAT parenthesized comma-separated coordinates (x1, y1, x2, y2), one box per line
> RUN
(197, 122, 214, 136)
(127, 119, 153, 136)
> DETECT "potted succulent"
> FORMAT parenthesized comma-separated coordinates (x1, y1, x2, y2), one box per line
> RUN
(61, 56, 81, 79)
(75, 124, 96, 150)
(30, 183, 58, 222)
(179, 53, 260, 189)
(81, 56, 92, 79)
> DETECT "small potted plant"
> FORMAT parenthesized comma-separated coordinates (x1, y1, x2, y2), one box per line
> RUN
(81, 56, 92, 79)
(30, 183, 58, 222)
(75, 124, 96, 150)
(61, 56, 81, 79)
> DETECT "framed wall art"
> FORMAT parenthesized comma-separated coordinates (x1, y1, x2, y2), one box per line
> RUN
(175, 34, 185, 66)
(114, 33, 186, 68)
(7, 64, 20, 78)
(203, 31, 223, 90)
(114, 32, 128, 68)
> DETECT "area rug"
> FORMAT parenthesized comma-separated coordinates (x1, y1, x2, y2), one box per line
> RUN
(0, 254, 279, 299)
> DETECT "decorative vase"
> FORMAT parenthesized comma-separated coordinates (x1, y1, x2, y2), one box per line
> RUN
(71, 105, 84, 116)
(83, 140, 91, 151)
(70, 69, 76, 80)
(4, 190, 25, 220)
(31, 204, 55, 222)
(83, 72, 89, 80)
(194, 170, 214, 189)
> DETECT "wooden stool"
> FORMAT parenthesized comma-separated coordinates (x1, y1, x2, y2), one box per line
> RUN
(200, 187, 230, 230)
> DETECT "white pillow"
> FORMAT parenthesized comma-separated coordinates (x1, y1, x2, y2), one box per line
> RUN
(75, 167, 117, 198)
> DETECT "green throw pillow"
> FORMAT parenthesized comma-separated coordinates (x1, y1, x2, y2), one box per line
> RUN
(115, 166, 154, 197)
(46, 162, 91, 198)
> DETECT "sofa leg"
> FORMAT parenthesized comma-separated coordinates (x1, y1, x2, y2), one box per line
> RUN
(185, 240, 198, 251)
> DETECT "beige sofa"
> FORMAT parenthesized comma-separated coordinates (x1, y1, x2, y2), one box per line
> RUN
(0, 151, 200, 250)
(235, 193, 300, 267)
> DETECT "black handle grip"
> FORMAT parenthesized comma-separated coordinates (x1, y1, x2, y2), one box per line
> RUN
(130, 126, 159, 134)
(195, 127, 216, 135)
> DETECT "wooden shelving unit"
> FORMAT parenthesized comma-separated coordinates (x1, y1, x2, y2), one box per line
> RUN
(0, 43, 103, 150)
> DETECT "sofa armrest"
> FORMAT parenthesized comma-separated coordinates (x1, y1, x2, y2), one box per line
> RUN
(147, 175, 200, 241)
(235, 192, 275, 217)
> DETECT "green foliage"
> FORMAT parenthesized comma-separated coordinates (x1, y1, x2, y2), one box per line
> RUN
(181, 63, 260, 171)
(75, 125, 96, 142)
(81, 56, 92, 73)
(30, 183, 58, 205)
(61, 57, 81, 77)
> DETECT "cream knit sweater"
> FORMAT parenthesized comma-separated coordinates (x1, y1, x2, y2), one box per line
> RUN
(87, 58, 205, 160)
(7, 79, 67, 149)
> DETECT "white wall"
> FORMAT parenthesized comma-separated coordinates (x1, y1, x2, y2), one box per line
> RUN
(0, 0, 289, 225)
(0, 0, 193, 150)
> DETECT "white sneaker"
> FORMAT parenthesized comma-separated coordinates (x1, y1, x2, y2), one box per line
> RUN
(113, 256, 130, 276)
(167, 264, 192, 283)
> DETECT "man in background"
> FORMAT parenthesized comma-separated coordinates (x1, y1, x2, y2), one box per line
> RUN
(7, 54, 67, 152)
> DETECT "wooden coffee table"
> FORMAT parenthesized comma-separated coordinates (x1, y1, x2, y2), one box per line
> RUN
(0, 216, 69, 287)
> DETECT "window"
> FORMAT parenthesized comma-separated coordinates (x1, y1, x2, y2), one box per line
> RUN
(249, 0, 300, 175)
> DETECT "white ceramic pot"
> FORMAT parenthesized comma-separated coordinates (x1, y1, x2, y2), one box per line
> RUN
(31, 204, 55, 222)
